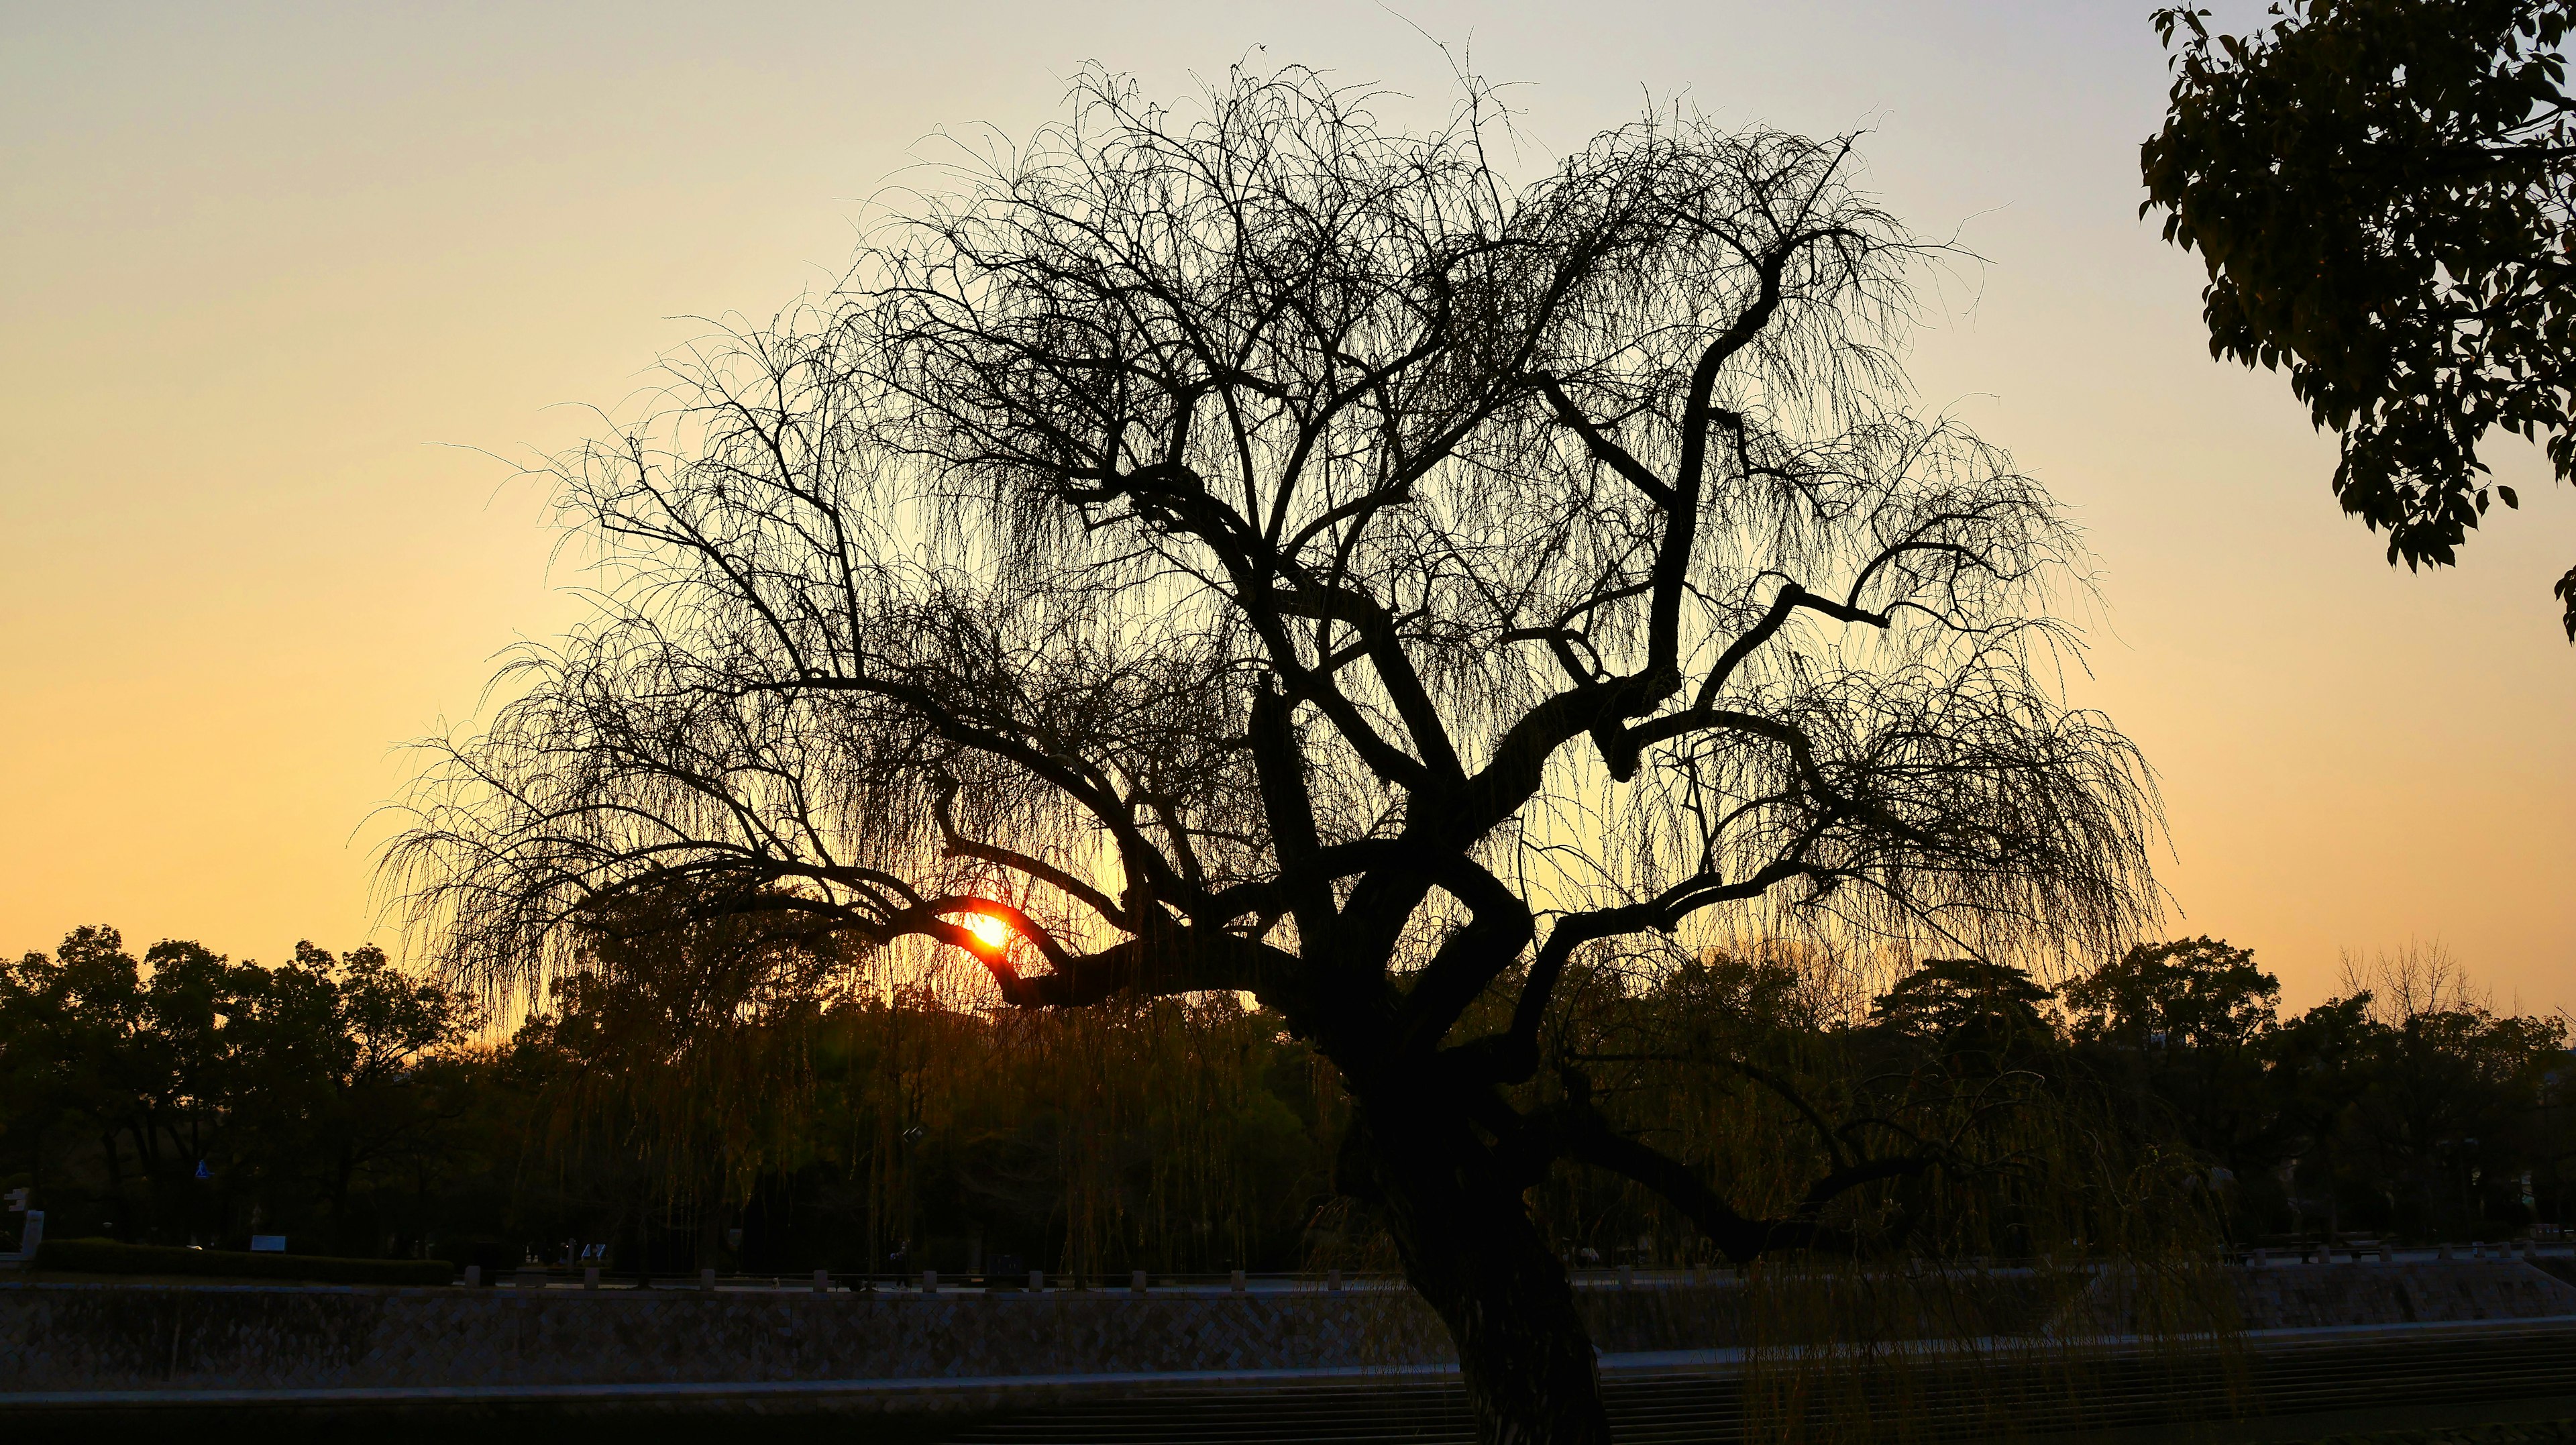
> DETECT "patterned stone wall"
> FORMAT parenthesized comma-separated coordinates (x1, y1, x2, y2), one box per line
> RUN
(0, 1285, 1451, 1393)
(3, 1261, 2569, 1395)
(2233, 1261, 2576, 1330)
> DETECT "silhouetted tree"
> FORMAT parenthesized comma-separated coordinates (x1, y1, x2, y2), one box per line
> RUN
(225, 942, 477, 1252)
(2143, 1, 2576, 636)
(0, 928, 474, 1250)
(2067, 936, 2277, 1053)
(392, 68, 2161, 1444)
(1868, 957, 2056, 1062)
(0, 930, 249, 1238)
(2067, 936, 2283, 1189)
(2324, 947, 2569, 1235)
(526, 884, 849, 1271)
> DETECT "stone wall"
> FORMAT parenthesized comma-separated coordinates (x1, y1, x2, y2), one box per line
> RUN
(3, 1261, 2569, 1397)
(2233, 1261, 2576, 1331)
(1, 1285, 1448, 1393)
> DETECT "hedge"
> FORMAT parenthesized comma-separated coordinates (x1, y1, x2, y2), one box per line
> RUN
(32, 1237, 455, 1285)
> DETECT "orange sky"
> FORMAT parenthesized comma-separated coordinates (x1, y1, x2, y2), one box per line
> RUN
(5, 1, 2569, 1014)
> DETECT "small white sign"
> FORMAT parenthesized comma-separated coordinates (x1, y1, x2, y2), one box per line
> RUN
(249, 1235, 287, 1252)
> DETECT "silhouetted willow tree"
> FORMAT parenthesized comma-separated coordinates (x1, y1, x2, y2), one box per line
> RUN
(527, 887, 849, 1269)
(392, 68, 2160, 1445)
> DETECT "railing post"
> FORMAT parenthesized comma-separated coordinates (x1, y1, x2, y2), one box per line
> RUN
(1030, 1268, 1045, 1291)
(11, 1210, 42, 1260)
(1230, 1269, 1246, 1293)
(584, 1265, 600, 1290)
(922, 1268, 938, 1294)
(700, 1268, 716, 1292)
(1130, 1269, 1148, 1295)
(1328, 1268, 1342, 1292)
(812, 1269, 829, 1293)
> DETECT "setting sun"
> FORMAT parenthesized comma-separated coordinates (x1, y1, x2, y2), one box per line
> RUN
(960, 912, 1012, 952)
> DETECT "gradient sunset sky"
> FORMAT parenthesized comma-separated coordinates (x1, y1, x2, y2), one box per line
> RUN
(5, 1, 2569, 1012)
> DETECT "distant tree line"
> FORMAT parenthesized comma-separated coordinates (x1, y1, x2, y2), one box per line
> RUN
(1, 927, 2565, 1273)
(0, 923, 1338, 1277)
(0, 928, 478, 1259)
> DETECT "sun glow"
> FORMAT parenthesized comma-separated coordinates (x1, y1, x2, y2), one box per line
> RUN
(960, 912, 1012, 952)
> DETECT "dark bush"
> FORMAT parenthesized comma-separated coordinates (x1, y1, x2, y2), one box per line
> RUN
(34, 1236, 454, 1285)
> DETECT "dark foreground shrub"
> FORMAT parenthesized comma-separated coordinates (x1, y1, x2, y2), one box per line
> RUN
(33, 1237, 454, 1285)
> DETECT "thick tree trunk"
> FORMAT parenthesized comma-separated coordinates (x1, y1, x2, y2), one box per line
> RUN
(1363, 1098, 1610, 1445)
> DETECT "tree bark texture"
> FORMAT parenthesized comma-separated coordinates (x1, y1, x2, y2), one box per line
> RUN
(1364, 1096, 1611, 1445)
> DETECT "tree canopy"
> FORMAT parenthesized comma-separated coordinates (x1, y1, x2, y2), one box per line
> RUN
(0, 928, 474, 1253)
(2142, 1, 2576, 637)
(391, 68, 2162, 1444)
(2065, 934, 2279, 1052)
